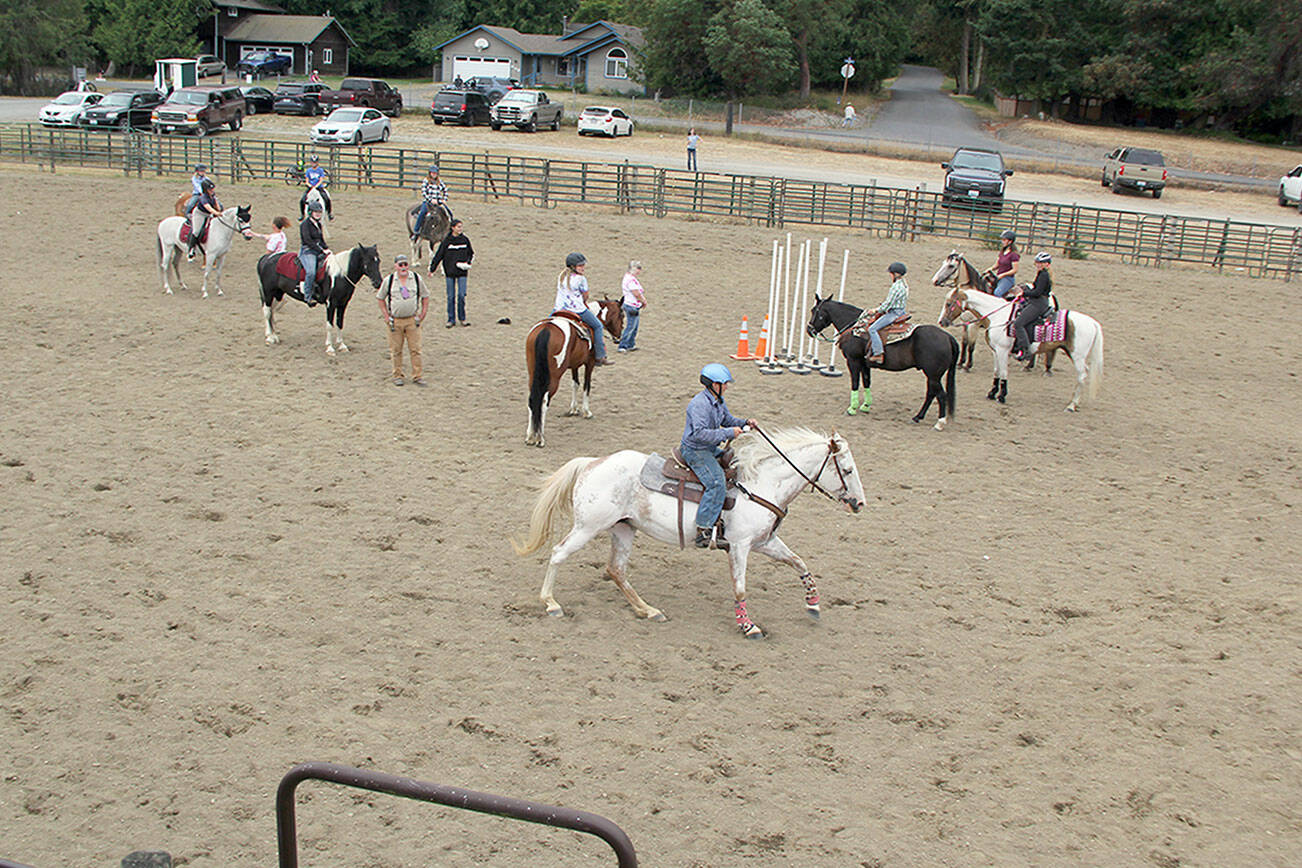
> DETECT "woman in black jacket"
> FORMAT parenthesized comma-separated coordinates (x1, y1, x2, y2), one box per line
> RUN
(1012, 251, 1053, 360)
(429, 219, 475, 327)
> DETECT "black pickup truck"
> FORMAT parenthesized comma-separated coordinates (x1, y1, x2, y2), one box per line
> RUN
(317, 78, 403, 117)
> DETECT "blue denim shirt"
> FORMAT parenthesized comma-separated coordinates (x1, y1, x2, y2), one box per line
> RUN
(681, 388, 746, 450)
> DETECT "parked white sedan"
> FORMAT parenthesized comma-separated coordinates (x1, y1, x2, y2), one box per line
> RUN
(39, 91, 104, 126)
(577, 105, 633, 137)
(310, 107, 391, 146)
(1278, 165, 1302, 209)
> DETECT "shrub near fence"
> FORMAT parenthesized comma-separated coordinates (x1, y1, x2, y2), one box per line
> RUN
(4, 123, 1299, 281)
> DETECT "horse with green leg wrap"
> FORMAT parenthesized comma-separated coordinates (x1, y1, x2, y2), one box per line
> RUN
(806, 296, 957, 431)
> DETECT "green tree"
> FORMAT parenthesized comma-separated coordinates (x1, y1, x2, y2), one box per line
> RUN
(703, 0, 795, 97)
(810, 0, 910, 94)
(0, 0, 88, 93)
(772, 0, 849, 97)
(93, 0, 206, 76)
(639, 0, 724, 96)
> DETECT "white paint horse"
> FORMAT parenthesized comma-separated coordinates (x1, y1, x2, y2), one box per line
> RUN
(513, 427, 866, 639)
(256, 243, 382, 354)
(156, 205, 252, 298)
(931, 249, 1054, 374)
(938, 286, 1104, 411)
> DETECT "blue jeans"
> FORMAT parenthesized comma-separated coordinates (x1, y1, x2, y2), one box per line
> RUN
(299, 248, 319, 301)
(687, 149, 697, 171)
(618, 304, 640, 349)
(867, 310, 904, 355)
(445, 275, 466, 323)
(184, 193, 201, 215)
(413, 201, 450, 235)
(575, 308, 607, 359)
(681, 445, 726, 528)
(993, 276, 1015, 298)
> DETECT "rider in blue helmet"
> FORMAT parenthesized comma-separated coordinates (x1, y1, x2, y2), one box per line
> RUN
(681, 363, 758, 550)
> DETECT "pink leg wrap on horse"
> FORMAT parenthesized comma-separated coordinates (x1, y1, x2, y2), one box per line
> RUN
(800, 572, 820, 607)
(734, 600, 755, 632)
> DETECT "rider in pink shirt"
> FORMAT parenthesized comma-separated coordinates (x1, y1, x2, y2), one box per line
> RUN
(249, 216, 291, 255)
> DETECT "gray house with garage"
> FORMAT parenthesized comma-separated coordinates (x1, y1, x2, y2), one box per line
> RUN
(221, 14, 355, 77)
(434, 20, 644, 95)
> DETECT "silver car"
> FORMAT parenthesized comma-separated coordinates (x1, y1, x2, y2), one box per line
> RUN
(310, 107, 391, 145)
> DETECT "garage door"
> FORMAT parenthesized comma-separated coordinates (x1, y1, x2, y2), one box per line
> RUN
(452, 56, 514, 80)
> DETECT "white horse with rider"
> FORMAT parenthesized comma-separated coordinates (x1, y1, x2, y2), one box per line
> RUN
(156, 204, 252, 298)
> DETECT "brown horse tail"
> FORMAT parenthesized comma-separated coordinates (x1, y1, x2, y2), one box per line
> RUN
(528, 327, 551, 433)
(512, 456, 593, 556)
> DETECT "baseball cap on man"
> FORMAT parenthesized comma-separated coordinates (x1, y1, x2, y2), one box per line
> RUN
(394, 254, 410, 265)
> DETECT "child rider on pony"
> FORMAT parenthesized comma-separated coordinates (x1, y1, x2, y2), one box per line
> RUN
(682, 363, 758, 550)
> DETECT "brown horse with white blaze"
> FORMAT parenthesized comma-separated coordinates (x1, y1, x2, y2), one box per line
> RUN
(524, 300, 624, 447)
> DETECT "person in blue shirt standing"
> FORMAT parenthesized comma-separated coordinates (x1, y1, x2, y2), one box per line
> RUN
(681, 363, 757, 550)
(299, 155, 331, 219)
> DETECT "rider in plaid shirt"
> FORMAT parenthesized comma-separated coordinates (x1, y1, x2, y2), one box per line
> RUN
(412, 165, 452, 239)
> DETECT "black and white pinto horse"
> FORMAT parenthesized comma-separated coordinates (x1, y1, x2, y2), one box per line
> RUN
(256, 243, 382, 354)
(806, 296, 958, 431)
(405, 202, 450, 267)
(931, 250, 1055, 374)
(156, 205, 252, 298)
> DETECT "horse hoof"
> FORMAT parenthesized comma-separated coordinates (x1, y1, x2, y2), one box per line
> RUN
(217, 289, 224, 297)
(934, 419, 947, 432)
(997, 395, 1006, 404)
(337, 343, 349, 353)
(546, 605, 564, 618)
(742, 624, 765, 639)
(845, 407, 856, 416)
(986, 392, 997, 401)
(201, 292, 209, 300)
(1065, 404, 1078, 413)
(910, 416, 922, 424)
(806, 605, 821, 621)
(648, 610, 667, 622)
(1044, 371, 1054, 377)
(165, 289, 173, 295)
(583, 411, 593, 420)
(325, 347, 336, 356)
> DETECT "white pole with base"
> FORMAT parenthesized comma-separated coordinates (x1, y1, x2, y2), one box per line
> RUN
(780, 232, 793, 361)
(809, 238, 829, 370)
(789, 239, 813, 374)
(821, 248, 849, 377)
(759, 240, 785, 374)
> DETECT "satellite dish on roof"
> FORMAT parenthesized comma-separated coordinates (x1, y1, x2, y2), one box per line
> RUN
(474, 37, 489, 50)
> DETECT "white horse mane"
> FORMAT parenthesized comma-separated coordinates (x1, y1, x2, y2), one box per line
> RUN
(325, 245, 351, 278)
(731, 426, 834, 481)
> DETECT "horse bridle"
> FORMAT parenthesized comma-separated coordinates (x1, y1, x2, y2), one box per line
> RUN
(751, 425, 854, 506)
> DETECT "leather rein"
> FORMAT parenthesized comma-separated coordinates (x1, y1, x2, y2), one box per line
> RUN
(748, 425, 852, 506)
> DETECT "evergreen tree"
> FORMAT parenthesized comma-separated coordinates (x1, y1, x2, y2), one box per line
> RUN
(703, 0, 796, 97)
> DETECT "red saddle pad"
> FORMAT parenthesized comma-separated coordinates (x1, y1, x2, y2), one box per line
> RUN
(272, 252, 328, 284)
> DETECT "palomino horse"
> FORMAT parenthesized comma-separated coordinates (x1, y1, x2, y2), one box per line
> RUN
(806, 297, 958, 430)
(524, 300, 624, 447)
(513, 427, 866, 638)
(156, 205, 252, 298)
(406, 202, 451, 267)
(938, 286, 1104, 411)
(256, 243, 382, 354)
(173, 192, 190, 216)
(930, 250, 1053, 373)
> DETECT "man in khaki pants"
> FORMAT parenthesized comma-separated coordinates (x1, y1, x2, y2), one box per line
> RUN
(376, 254, 429, 386)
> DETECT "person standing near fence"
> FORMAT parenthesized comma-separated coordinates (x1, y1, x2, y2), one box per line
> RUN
(617, 261, 646, 352)
(377, 254, 429, 386)
(430, 219, 474, 328)
(687, 128, 701, 170)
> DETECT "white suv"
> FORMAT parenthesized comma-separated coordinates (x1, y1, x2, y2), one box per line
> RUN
(1278, 165, 1302, 210)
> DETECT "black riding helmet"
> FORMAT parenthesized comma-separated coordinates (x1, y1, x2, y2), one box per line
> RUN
(200, 177, 215, 190)
(565, 252, 586, 269)
(888, 261, 907, 276)
(1000, 229, 1016, 242)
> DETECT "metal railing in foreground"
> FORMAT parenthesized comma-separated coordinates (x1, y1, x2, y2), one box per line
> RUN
(276, 761, 638, 867)
(2, 124, 1298, 281)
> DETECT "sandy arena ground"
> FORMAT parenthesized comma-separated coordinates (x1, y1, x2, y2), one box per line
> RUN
(0, 166, 1298, 867)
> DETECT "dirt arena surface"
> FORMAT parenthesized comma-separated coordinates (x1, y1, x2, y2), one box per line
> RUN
(0, 167, 1298, 867)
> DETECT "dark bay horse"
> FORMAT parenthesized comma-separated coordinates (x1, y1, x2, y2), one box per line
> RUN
(524, 300, 624, 447)
(256, 243, 382, 354)
(406, 202, 451, 267)
(806, 297, 958, 431)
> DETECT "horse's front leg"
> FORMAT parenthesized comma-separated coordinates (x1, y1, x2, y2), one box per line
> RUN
(581, 363, 593, 419)
(751, 534, 820, 621)
(1066, 349, 1087, 412)
(988, 336, 1010, 402)
(263, 303, 278, 345)
(727, 545, 764, 639)
(212, 253, 225, 297)
(914, 376, 938, 424)
(565, 369, 581, 416)
(605, 522, 665, 621)
(332, 304, 349, 353)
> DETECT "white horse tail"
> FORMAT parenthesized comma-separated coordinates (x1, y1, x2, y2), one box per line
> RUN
(1085, 318, 1104, 399)
(512, 456, 594, 556)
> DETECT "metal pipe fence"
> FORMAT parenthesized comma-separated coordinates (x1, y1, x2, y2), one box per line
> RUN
(3, 123, 1298, 280)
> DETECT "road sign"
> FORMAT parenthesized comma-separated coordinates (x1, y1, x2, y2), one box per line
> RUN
(841, 62, 855, 79)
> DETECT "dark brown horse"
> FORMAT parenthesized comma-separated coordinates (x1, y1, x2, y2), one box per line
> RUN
(524, 300, 624, 447)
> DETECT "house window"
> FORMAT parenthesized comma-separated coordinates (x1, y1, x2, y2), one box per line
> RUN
(322, 48, 333, 65)
(227, 6, 238, 15)
(557, 57, 569, 76)
(605, 47, 627, 79)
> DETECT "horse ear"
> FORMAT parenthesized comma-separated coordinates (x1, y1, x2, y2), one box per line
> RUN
(814, 292, 822, 303)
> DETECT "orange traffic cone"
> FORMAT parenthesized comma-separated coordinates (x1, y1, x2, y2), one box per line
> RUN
(729, 315, 759, 360)
(752, 314, 771, 361)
